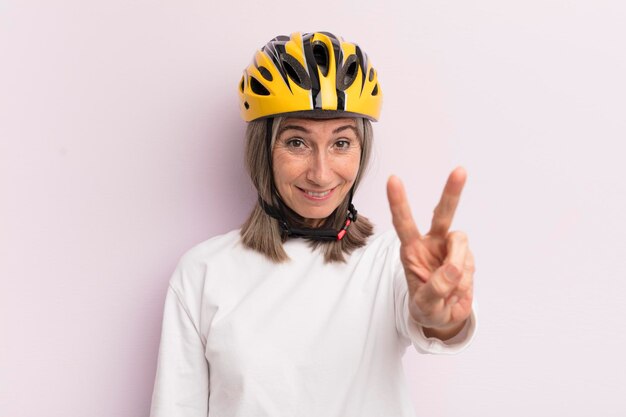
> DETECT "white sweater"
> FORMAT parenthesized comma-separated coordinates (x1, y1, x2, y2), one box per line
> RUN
(150, 229, 476, 417)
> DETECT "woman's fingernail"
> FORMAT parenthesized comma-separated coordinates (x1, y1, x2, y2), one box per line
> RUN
(444, 264, 459, 280)
(449, 296, 459, 304)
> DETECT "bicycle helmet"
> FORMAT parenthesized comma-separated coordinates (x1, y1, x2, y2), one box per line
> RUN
(239, 31, 382, 122)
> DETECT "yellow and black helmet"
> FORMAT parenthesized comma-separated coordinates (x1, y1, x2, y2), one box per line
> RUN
(238, 31, 382, 122)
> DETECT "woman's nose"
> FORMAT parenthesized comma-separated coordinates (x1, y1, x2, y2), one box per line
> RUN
(306, 151, 332, 186)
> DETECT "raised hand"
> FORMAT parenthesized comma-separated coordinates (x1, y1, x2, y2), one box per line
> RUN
(386, 167, 474, 340)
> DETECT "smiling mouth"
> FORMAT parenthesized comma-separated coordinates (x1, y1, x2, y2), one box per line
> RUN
(297, 187, 335, 200)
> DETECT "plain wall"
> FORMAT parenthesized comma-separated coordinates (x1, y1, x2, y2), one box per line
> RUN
(2, 0, 625, 416)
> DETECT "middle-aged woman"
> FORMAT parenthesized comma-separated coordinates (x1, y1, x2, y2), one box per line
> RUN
(150, 31, 476, 417)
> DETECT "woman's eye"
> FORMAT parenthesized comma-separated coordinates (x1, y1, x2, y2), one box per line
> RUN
(335, 140, 351, 149)
(286, 138, 304, 148)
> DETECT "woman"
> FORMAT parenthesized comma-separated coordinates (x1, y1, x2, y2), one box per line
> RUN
(150, 31, 476, 417)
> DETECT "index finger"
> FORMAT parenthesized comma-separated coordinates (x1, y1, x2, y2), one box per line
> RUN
(387, 175, 421, 244)
(429, 166, 467, 236)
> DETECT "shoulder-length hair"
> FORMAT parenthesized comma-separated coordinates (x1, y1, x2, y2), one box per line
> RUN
(240, 117, 375, 263)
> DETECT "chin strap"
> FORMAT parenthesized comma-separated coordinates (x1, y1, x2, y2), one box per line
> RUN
(260, 118, 358, 242)
(259, 195, 358, 241)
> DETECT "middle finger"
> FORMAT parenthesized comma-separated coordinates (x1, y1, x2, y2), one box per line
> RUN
(428, 167, 467, 237)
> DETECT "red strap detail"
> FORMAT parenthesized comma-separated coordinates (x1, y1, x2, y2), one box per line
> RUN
(337, 230, 347, 240)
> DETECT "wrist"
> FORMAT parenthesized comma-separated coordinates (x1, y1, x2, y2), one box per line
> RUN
(420, 319, 467, 341)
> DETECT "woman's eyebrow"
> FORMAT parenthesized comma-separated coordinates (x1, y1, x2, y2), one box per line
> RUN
(333, 125, 358, 135)
(278, 125, 310, 135)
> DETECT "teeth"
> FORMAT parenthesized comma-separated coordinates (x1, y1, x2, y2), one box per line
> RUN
(306, 190, 330, 197)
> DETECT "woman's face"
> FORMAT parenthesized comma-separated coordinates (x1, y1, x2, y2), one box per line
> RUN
(272, 117, 362, 227)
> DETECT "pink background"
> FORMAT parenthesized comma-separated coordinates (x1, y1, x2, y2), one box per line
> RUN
(2, 1, 625, 416)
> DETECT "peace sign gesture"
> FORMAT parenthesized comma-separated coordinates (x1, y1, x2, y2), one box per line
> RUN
(387, 167, 475, 340)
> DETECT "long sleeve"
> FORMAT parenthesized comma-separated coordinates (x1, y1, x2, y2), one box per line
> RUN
(150, 284, 209, 417)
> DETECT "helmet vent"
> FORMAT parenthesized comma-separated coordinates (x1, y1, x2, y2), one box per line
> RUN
(258, 66, 273, 81)
(244, 101, 250, 109)
(239, 76, 245, 92)
(368, 67, 375, 82)
(281, 53, 312, 90)
(371, 83, 379, 96)
(346, 61, 357, 79)
(337, 54, 358, 91)
(312, 41, 329, 77)
(250, 77, 270, 96)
